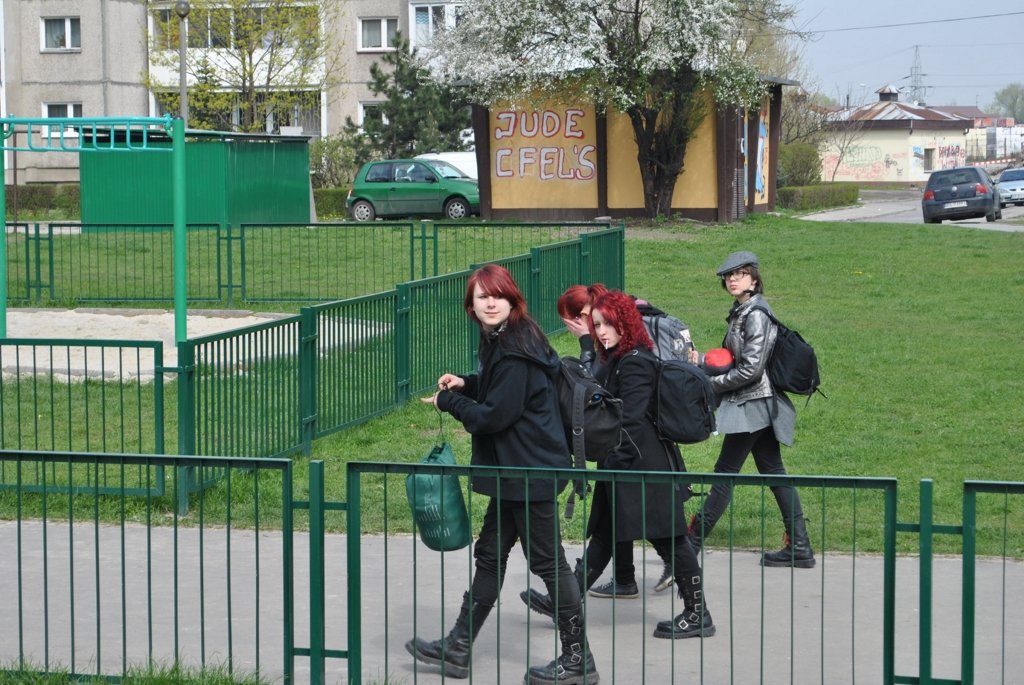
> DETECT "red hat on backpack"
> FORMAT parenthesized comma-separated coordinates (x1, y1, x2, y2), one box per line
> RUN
(703, 347, 735, 375)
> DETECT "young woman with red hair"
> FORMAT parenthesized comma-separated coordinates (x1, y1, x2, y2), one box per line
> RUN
(407, 264, 599, 684)
(525, 290, 715, 640)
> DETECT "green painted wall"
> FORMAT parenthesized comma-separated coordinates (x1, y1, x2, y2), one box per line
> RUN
(80, 133, 310, 225)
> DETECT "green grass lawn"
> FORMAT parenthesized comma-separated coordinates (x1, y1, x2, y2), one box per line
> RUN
(304, 214, 1024, 556)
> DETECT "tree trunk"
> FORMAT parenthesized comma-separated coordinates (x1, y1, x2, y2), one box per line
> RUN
(625, 73, 707, 219)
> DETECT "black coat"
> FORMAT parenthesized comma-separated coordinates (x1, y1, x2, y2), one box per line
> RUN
(437, 327, 569, 502)
(588, 346, 689, 542)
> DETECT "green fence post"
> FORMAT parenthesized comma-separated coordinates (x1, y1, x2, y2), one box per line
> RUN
(919, 479, 934, 684)
(528, 246, 541, 315)
(309, 460, 326, 685)
(299, 307, 318, 455)
(395, 283, 411, 404)
(961, 485, 977, 685)
(883, 481, 897, 684)
(175, 339, 197, 515)
(346, 464, 362, 685)
(1, 147, 7, 336)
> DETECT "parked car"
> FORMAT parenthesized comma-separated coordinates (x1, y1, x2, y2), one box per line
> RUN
(415, 151, 478, 179)
(921, 166, 1002, 224)
(346, 158, 480, 221)
(995, 167, 1024, 208)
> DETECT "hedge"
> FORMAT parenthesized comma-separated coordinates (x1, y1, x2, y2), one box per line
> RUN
(313, 187, 350, 219)
(4, 183, 81, 219)
(776, 183, 859, 211)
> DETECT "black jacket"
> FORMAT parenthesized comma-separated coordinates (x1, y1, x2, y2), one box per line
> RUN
(587, 346, 689, 541)
(437, 323, 569, 502)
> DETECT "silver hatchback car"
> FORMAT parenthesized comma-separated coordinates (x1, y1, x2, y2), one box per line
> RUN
(921, 166, 1002, 224)
(995, 167, 1024, 208)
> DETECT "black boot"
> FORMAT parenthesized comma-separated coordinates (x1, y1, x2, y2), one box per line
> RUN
(520, 558, 596, 621)
(654, 575, 715, 639)
(405, 591, 492, 678)
(762, 517, 816, 568)
(688, 513, 712, 554)
(525, 611, 600, 684)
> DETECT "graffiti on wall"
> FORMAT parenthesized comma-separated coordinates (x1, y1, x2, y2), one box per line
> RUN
(755, 109, 767, 195)
(822, 145, 907, 182)
(492, 109, 597, 180)
(937, 144, 965, 169)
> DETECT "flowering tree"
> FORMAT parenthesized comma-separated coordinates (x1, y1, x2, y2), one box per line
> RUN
(428, 0, 768, 217)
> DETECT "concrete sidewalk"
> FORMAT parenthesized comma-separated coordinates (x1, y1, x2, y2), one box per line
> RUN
(2, 521, 1021, 684)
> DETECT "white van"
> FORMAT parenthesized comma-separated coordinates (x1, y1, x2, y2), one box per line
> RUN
(415, 152, 478, 180)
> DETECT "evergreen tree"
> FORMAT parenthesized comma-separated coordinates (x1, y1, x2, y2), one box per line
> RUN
(344, 33, 471, 166)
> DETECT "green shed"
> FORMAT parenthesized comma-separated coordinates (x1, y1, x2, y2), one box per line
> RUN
(80, 129, 311, 225)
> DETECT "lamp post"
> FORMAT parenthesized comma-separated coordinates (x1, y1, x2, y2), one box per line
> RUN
(174, 1, 190, 127)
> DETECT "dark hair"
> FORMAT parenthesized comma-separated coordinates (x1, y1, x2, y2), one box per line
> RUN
(556, 283, 609, 319)
(590, 290, 653, 360)
(465, 264, 549, 355)
(720, 265, 765, 294)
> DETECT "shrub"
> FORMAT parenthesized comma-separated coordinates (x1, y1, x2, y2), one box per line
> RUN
(313, 187, 350, 219)
(4, 183, 81, 219)
(778, 142, 822, 188)
(777, 183, 859, 211)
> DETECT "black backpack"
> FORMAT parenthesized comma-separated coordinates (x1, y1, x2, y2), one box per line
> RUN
(556, 356, 623, 463)
(555, 356, 623, 519)
(649, 357, 717, 444)
(750, 305, 823, 399)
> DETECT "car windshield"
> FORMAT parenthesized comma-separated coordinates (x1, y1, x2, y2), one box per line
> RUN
(998, 169, 1024, 182)
(423, 160, 469, 179)
(929, 170, 978, 186)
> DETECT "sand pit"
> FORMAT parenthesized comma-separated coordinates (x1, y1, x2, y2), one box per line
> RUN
(2, 308, 289, 382)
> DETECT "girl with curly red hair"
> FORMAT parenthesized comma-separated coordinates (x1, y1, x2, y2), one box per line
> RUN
(524, 290, 715, 640)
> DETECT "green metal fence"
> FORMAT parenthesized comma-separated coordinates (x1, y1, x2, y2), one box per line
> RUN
(0, 449, 295, 683)
(2, 450, 1021, 684)
(5, 221, 621, 306)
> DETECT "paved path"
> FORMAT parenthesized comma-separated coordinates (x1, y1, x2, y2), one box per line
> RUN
(2, 521, 1022, 684)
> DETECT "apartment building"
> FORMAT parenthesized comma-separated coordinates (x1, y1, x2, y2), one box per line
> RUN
(2, 0, 468, 183)
(0, 0, 150, 182)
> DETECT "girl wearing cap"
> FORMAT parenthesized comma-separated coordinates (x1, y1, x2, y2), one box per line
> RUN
(689, 251, 816, 568)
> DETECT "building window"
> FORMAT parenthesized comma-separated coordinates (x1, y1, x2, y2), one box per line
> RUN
(45, 103, 84, 119)
(42, 17, 81, 50)
(411, 3, 462, 47)
(359, 18, 399, 50)
(359, 103, 386, 127)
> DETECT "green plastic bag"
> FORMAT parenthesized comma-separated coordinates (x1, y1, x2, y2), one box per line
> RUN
(406, 442, 471, 552)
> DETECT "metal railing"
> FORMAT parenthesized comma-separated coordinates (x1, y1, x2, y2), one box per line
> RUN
(0, 449, 295, 683)
(6, 221, 621, 306)
(2, 450, 1021, 684)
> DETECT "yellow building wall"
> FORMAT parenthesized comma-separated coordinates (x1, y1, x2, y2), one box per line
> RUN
(488, 103, 599, 209)
(606, 95, 718, 210)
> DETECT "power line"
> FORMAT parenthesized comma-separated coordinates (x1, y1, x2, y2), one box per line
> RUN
(810, 11, 1024, 34)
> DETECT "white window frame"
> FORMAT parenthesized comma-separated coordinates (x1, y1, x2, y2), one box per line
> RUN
(359, 102, 388, 128)
(41, 17, 81, 51)
(42, 102, 84, 137)
(358, 18, 399, 51)
(410, 3, 463, 48)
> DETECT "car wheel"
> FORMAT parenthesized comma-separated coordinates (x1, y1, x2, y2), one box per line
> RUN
(986, 204, 998, 222)
(927, 218, 941, 224)
(351, 199, 376, 222)
(444, 197, 470, 220)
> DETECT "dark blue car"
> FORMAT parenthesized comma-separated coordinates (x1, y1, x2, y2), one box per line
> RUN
(921, 166, 1002, 224)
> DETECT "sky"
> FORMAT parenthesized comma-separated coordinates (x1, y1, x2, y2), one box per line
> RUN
(789, 4, 1024, 111)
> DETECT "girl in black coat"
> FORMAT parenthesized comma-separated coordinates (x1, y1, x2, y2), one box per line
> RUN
(406, 264, 598, 685)
(523, 290, 715, 640)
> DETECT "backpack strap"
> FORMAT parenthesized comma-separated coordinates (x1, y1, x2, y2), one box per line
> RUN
(564, 370, 590, 521)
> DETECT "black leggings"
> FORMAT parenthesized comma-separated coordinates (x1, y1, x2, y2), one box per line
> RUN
(698, 427, 805, 534)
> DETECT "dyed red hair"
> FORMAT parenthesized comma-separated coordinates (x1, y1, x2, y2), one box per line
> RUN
(464, 264, 529, 327)
(557, 283, 609, 319)
(590, 290, 653, 360)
